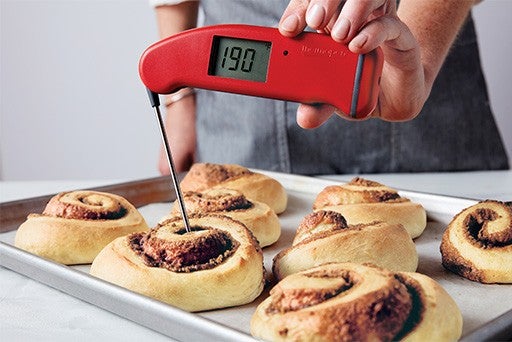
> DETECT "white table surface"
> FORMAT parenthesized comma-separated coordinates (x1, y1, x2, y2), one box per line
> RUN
(1, 170, 511, 341)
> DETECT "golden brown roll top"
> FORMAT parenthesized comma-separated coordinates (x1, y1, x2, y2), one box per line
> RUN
(313, 177, 402, 208)
(171, 188, 252, 213)
(14, 190, 148, 264)
(180, 162, 252, 191)
(90, 214, 265, 312)
(162, 188, 281, 247)
(440, 200, 512, 283)
(313, 177, 427, 239)
(251, 263, 462, 342)
(180, 163, 288, 214)
(273, 210, 418, 281)
(42, 191, 128, 219)
(292, 210, 348, 245)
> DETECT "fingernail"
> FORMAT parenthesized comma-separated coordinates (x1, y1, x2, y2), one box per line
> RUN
(306, 4, 325, 28)
(332, 17, 350, 41)
(351, 34, 368, 49)
(280, 14, 300, 33)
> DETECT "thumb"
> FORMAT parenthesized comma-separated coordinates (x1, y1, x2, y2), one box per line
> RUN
(296, 103, 335, 129)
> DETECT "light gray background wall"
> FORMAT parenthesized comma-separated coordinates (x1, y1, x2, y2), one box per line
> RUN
(1, 0, 511, 180)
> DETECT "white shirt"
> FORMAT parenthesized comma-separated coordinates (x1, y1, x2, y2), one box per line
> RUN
(149, 0, 198, 7)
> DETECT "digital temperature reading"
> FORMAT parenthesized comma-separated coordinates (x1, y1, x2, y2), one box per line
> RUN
(209, 36, 271, 82)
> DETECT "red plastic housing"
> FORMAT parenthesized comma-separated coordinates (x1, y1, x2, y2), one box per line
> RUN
(139, 24, 383, 119)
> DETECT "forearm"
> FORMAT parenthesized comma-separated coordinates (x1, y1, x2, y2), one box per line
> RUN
(398, 0, 478, 89)
(155, 1, 199, 39)
(153, 1, 199, 173)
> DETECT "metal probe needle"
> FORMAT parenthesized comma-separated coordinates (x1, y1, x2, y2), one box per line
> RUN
(152, 100, 192, 233)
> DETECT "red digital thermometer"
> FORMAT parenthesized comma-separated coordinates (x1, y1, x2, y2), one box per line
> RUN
(139, 24, 383, 119)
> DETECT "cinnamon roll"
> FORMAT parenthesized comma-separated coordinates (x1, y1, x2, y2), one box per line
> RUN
(251, 262, 462, 342)
(90, 214, 265, 312)
(161, 188, 281, 247)
(313, 178, 426, 238)
(180, 163, 288, 214)
(273, 210, 418, 281)
(440, 200, 512, 283)
(14, 191, 148, 265)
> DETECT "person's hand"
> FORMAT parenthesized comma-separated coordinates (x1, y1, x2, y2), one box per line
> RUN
(158, 95, 196, 175)
(279, 0, 426, 128)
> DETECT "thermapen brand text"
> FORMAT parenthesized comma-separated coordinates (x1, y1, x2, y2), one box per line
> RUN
(301, 45, 348, 58)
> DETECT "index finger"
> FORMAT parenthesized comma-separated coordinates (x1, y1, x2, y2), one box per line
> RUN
(279, 0, 345, 36)
(279, 0, 309, 37)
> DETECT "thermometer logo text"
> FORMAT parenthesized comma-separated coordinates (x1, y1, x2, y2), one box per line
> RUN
(301, 45, 347, 58)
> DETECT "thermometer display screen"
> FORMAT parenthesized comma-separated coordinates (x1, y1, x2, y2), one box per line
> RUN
(209, 36, 271, 82)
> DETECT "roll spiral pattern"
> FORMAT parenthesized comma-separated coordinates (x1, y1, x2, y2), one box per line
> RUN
(15, 190, 148, 264)
(440, 200, 512, 283)
(161, 188, 281, 247)
(273, 210, 418, 281)
(313, 178, 426, 238)
(251, 263, 462, 342)
(90, 214, 264, 312)
(42, 191, 128, 220)
(180, 163, 288, 214)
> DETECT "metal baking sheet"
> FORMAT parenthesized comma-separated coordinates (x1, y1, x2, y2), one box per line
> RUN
(1, 171, 511, 341)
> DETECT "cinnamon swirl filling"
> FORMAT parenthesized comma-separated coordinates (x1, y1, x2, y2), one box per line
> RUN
(42, 191, 127, 220)
(181, 163, 253, 191)
(175, 189, 253, 214)
(252, 263, 463, 342)
(392, 273, 425, 340)
(254, 263, 415, 342)
(464, 206, 512, 247)
(266, 269, 354, 314)
(440, 200, 512, 283)
(313, 177, 404, 209)
(130, 222, 240, 273)
(294, 210, 348, 244)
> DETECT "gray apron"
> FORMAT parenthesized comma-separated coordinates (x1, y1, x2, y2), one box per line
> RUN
(195, 0, 509, 174)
